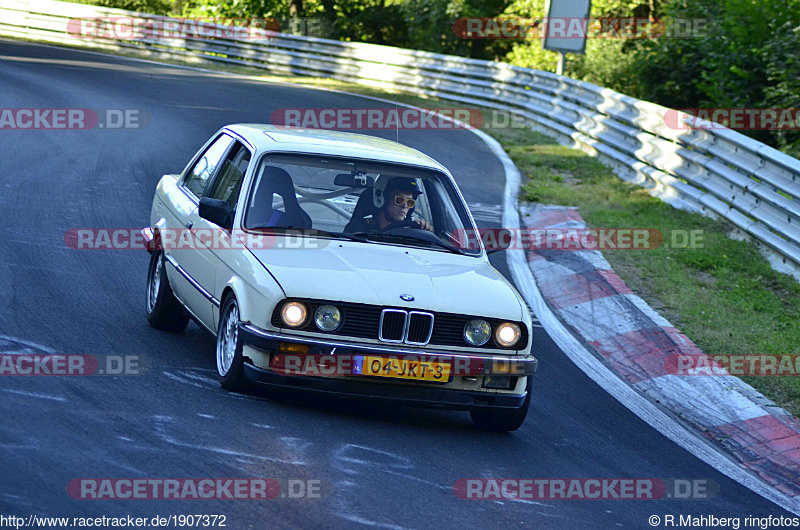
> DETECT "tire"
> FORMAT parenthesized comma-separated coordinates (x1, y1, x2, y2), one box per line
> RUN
(216, 294, 249, 392)
(146, 250, 189, 332)
(470, 376, 532, 432)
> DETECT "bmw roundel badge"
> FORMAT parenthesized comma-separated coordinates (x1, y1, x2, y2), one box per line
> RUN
(400, 294, 414, 301)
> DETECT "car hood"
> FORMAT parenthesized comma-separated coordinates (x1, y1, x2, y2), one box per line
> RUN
(247, 241, 524, 321)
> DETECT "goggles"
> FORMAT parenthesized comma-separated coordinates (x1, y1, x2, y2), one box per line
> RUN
(393, 195, 416, 208)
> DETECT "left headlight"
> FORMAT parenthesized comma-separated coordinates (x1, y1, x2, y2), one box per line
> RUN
(494, 322, 521, 348)
(314, 305, 342, 331)
(464, 319, 491, 346)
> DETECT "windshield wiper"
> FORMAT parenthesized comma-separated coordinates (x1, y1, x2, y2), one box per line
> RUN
(351, 231, 469, 255)
(247, 227, 369, 243)
(303, 229, 370, 243)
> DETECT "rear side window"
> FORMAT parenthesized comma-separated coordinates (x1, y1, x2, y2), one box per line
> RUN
(184, 134, 234, 198)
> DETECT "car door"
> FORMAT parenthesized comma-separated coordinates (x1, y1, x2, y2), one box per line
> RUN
(184, 140, 252, 331)
(167, 133, 235, 328)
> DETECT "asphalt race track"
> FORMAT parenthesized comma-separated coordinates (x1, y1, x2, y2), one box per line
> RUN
(0, 39, 794, 527)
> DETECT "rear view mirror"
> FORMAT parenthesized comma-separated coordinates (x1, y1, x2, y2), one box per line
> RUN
(334, 172, 374, 188)
(199, 198, 233, 230)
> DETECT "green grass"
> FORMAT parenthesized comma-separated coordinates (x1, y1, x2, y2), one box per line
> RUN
(18, 36, 800, 416)
(508, 134, 800, 416)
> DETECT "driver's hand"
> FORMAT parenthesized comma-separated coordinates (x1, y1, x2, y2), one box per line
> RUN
(414, 218, 433, 232)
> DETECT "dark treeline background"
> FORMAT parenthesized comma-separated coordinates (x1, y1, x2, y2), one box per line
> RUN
(81, 0, 800, 155)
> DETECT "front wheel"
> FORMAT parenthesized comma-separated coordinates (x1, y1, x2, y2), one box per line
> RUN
(216, 295, 249, 392)
(470, 376, 532, 432)
(146, 250, 189, 332)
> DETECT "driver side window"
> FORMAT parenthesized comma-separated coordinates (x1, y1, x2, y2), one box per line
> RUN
(184, 134, 234, 198)
(207, 142, 251, 212)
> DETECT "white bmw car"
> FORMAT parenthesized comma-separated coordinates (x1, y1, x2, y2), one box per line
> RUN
(143, 124, 537, 431)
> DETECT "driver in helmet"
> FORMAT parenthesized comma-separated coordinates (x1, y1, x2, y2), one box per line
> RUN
(345, 177, 433, 233)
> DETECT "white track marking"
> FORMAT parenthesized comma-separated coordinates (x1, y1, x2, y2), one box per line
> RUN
(152, 416, 308, 465)
(2, 389, 66, 402)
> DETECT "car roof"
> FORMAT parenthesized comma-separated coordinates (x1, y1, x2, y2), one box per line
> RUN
(225, 124, 449, 173)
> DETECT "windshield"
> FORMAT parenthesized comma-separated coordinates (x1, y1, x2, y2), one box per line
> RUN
(242, 153, 482, 255)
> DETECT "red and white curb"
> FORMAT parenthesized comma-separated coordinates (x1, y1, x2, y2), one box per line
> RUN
(522, 203, 800, 499)
(457, 123, 800, 514)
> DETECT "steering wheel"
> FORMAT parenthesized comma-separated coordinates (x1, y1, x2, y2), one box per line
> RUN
(384, 219, 422, 232)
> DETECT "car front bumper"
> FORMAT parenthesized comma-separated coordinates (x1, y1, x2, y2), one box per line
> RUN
(237, 323, 537, 411)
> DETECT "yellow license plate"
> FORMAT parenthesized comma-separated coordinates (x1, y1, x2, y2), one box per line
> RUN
(354, 355, 451, 382)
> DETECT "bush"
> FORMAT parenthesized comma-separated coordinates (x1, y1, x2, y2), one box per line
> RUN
(762, 21, 800, 157)
(69, 0, 175, 15)
(634, 0, 800, 154)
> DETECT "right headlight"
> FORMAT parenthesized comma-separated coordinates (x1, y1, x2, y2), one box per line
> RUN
(314, 305, 342, 331)
(464, 319, 491, 346)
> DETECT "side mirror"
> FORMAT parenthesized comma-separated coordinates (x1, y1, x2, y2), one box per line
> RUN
(199, 198, 233, 231)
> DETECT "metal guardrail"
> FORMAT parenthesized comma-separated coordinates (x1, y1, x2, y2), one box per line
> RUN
(2, 0, 799, 279)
